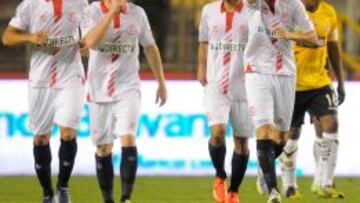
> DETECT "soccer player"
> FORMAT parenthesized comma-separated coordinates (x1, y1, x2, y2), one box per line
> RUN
(280, 0, 345, 199)
(2, 0, 88, 202)
(243, 0, 317, 202)
(198, 1, 253, 202)
(81, 0, 167, 202)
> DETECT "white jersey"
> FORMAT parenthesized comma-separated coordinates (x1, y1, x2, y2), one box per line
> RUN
(199, 0, 252, 100)
(244, 0, 314, 76)
(81, 2, 155, 103)
(9, 0, 88, 88)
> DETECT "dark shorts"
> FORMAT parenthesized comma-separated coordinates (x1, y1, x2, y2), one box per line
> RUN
(291, 85, 338, 127)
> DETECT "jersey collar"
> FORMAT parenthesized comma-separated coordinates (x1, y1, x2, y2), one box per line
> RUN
(221, 0, 244, 13)
(100, 0, 129, 14)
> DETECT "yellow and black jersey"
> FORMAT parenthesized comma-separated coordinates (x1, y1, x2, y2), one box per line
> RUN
(294, 2, 338, 91)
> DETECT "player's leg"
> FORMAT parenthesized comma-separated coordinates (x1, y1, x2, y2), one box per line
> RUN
(53, 85, 85, 203)
(246, 73, 280, 199)
(112, 90, 141, 203)
(310, 86, 344, 198)
(280, 91, 308, 198)
(90, 102, 115, 203)
(34, 134, 54, 203)
(204, 87, 231, 203)
(311, 116, 323, 193)
(227, 101, 251, 203)
(28, 87, 56, 202)
(55, 127, 78, 203)
(119, 135, 137, 203)
(268, 74, 297, 202)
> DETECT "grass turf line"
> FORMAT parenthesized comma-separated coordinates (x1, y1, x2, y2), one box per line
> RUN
(0, 177, 359, 203)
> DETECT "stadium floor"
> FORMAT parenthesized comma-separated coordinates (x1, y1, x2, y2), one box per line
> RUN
(0, 177, 359, 203)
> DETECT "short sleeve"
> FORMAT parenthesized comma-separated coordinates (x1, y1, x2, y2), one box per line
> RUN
(80, 4, 98, 36)
(327, 6, 339, 42)
(9, 0, 32, 31)
(139, 8, 156, 47)
(293, 0, 314, 33)
(199, 6, 209, 42)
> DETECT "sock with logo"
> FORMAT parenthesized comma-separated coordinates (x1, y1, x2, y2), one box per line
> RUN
(209, 142, 227, 179)
(257, 140, 278, 192)
(96, 154, 114, 203)
(313, 138, 322, 187)
(34, 144, 54, 197)
(120, 146, 138, 201)
(281, 139, 299, 189)
(57, 139, 77, 188)
(228, 151, 249, 192)
(320, 133, 339, 187)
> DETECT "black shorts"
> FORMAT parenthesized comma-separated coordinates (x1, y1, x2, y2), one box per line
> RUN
(291, 85, 338, 127)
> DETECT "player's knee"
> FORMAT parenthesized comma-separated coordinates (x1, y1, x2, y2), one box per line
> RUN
(256, 124, 272, 140)
(210, 125, 227, 145)
(60, 126, 77, 141)
(34, 134, 51, 146)
(320, 115, 338, 133)
(120, 135, 136, 147)
(233, 137, 249, 155)
(96, 144, 113, 157)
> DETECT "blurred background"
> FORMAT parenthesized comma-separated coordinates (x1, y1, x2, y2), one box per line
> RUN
(0, 0, 360, 179)
(0, 0, 359, 79)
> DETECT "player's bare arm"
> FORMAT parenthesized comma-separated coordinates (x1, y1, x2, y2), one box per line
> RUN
(144, 44, 167, 106)
(275, 28, 318, 46)
(83, 0, 126, 48)
(2, 26, 48, 47)
(328, 41, 345, 104)
(197, 42, 208, 87)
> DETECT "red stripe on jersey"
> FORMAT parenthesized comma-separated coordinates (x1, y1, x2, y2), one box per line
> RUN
(100, 0, 124, 29)
(52, 0, 63, 23)
(275, 52, 283, 72)
(245, 64, 253, 73)
(111, 54, 120, 62)
(226, 12, 235, 32)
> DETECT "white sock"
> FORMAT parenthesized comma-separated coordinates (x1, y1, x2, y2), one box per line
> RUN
(281, 139, 298, 190)
(313, 138, 322, 187)
(284, 139, 298, 155)
(319, 133, 339, 187)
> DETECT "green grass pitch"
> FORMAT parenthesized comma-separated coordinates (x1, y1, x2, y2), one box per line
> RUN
(0, 177, 359, 203)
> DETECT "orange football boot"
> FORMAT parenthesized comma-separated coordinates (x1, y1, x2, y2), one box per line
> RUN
(213, 177, 227, 203)
(227, 192, 239, 203)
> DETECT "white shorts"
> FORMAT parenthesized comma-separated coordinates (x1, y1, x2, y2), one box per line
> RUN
(245, 73, 296, 132)
(90, 90, 141, 145)
(28, 85, 85, 135)
(204, 86, 253, 138)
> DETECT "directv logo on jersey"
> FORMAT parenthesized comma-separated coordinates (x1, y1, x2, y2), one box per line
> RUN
(45, 35, 76, 47)
(97, 43, 136, 54)
(209, 42, 244, 53)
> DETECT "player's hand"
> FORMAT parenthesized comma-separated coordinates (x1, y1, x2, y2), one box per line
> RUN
(30, 30, 48, 46)
(197, 66, 207, 87)
(274, 27, 291, 40)
(109, 0, 127, 14)
(79, 40, 89, 58)
(337, 83, 346, 105)
(156, 83, 167, 107)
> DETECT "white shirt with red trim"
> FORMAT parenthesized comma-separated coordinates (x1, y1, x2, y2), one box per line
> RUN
(199, 1, 252, 100)
(243, 0, 314, 76)
(81, 2, 155, 103)
(9, 0, 88, 88)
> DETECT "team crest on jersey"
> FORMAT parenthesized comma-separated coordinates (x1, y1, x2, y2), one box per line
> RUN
(210, 25, 220, 33)
(238, 24, 248, 34)
(126, 24, 138, 35)
(38, 13, 48, 24)
(67, 11, 78, 24)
